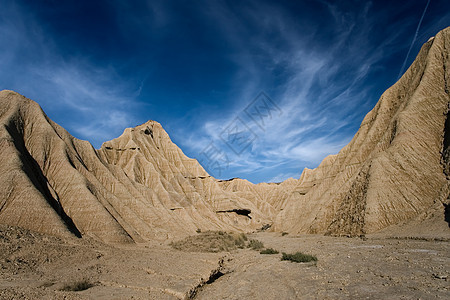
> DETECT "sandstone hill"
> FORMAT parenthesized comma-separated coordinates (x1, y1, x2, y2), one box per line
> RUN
(273, 27, 450, 237)
(0, 27, 449, 243)
(0, 92, 277, 243)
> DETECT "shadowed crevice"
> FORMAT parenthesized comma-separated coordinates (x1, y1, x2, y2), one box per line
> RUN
(444, 203, 450, 228)
(216, 209, 252, 219)
(205, 270, 225, 284)
(186, 257, 229, 299)
(5, 123, 82, 238)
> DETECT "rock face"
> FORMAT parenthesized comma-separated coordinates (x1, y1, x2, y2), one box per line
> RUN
(274, 27, 450, 236)
(0, 92, 275, 243)
(0, 27, 449, 242)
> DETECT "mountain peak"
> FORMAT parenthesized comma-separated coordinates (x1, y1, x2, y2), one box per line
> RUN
(0, 27, 449, 242)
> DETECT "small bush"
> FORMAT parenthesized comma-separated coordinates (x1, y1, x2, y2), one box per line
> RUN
(260, 248, 279, 254)
(281, 232, 288, 236)
(281, 252, 317, 263)
(196, 228, 202, 233)
(61, 279, 94, 291)
(233, 234, 246, 248)
(247, 239, 264, 250)
(170, 231, 249, 252)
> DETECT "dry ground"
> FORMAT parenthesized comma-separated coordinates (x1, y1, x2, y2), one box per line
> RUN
(0, 225, 448, 299)
(195, 233, 449, 299)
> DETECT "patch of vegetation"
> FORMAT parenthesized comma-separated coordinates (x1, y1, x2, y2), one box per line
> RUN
(260, 248, 279, 254)
(247, 239, 264, 250)
(281, 252, 317, 263)
(170, 231, 249, 252)
(61, 279, 95, 292)
(281, 232, 289, 236)
(233, 233, 247, 249)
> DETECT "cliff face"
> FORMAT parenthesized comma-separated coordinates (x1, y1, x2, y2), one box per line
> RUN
(0, 28, 449, 242)
(273, 27, 450, 236)
(0, 91, 275, 243)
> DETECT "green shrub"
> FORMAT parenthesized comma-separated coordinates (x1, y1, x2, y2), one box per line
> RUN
(260, 248, 279, 254)
(281, 252, 317, 263)
(247, 239, 264, 250)
(281, 232, 288, 236)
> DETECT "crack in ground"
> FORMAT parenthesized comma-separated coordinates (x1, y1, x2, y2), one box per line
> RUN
(185, 256, 232, 299)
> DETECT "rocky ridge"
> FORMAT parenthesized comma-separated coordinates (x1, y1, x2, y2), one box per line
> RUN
(0, 27, 449, 243)
(273, 27, 450, 237)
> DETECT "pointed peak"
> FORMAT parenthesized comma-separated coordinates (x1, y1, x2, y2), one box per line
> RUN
(0, 89, 19, 95)
(137, 120, 162, 128)
(130, 120, 167, 135)
(0, 90, 32, 103)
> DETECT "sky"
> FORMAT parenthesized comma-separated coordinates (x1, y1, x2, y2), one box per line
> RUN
(0, 0, 449, 183)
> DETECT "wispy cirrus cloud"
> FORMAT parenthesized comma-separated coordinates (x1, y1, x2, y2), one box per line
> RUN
(1, 0, 447, 183)
(37, 60, 145, 144)
(0, 1, 145, 147)
(174, 0, 409, 182)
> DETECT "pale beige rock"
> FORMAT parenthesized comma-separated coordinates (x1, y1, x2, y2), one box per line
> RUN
(273, 27, 450, 236)
(0, 91, 272, 243)
(0, 27, 449, 242)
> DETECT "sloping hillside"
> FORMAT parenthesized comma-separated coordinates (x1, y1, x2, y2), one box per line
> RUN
(273, 27, 450, 236)
(0, 27, 449, 242)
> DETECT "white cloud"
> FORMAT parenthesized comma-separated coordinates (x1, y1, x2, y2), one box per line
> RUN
(174, 0, 406, 181)
(2, 0, 436, 183)
(0, 2, 144, 148)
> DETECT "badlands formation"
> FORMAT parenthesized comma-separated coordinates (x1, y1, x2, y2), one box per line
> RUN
(1, 28, 449, 242)
(0, 27, 449, 299)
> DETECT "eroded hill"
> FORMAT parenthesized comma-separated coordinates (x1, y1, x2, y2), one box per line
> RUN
(0, 27, 449, 243)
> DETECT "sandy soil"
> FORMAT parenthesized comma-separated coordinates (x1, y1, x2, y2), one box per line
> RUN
(0, 225, 223, 299)
(196, 233, 449, 299)
(0, 225, 448, 299)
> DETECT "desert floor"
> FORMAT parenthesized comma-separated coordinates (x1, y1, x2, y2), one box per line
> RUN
(0, 225, 448, 300)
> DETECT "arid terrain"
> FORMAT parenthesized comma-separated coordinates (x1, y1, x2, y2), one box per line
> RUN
(0, 22, 449, 300)
(0, 224, 449, 299)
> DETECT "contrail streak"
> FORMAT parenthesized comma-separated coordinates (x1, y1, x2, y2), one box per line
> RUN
(397, 0, 431, 80)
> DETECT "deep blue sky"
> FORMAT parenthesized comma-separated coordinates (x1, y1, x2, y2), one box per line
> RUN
(1, 0, 449, 183)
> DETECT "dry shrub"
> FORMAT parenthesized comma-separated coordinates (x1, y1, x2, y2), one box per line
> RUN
(281, 252, 317, 263)
(260, 248, 279, 254)
(247, 239, 264, 250)
(170, 231, 249, 253)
